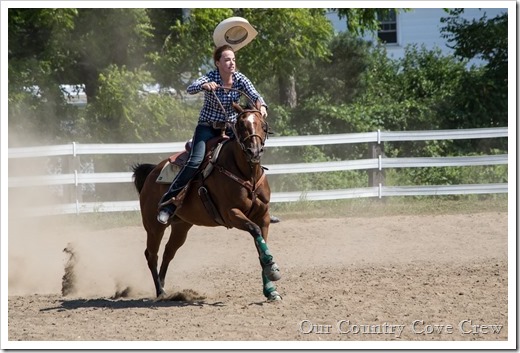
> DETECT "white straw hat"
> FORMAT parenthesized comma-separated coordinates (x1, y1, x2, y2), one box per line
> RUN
(213, 17, 258, 51)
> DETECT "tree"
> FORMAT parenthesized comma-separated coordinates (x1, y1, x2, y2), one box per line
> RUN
(236, 9, 332, 108)
(152, 8, 333, 108)
(8, 9, 80, 145)
(440, 9, 508, 129)
(60, 9, 154, 101)
(9, 8, 154, 101)
(152, 8, 406, 108)
(149, 8, 233, 93)
(8, 8, 166, 145)
(7, 7, 410, 145)
(441, 9, 507, 78)
(299, 32, 372, 106)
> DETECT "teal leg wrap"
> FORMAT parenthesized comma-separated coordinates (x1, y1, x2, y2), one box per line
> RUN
(255, 236, 273, 265)
(262, 272, 277, 298)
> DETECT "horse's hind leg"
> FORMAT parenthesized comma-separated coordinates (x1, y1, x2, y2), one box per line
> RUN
(144, 228, 166, 298)
(158, 218, 192, 294)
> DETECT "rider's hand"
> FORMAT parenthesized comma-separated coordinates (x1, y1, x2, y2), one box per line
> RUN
(202, 82, 218, 91)
(260, 105, 268, 118)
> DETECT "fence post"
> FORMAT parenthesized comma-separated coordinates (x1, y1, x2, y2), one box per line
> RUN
(67, 142, 82, 207)
(368, 140, 385, 188)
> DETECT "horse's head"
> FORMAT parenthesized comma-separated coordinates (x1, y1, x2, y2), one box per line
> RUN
(232, 101, 269, 164)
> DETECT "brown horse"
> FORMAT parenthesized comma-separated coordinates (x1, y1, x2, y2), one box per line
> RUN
(132, 101, 282, 301)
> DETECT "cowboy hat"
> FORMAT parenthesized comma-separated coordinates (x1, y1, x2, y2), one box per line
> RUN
(213, 17, 258, 51)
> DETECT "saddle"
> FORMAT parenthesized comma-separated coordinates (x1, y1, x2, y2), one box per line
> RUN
(155, 135, 231, 225)
(156, 135, 229, 184)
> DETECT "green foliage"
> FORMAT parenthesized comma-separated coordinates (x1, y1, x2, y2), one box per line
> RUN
(83, 65, 196, 143)
(298, 32, 372, 106)
(235, 9, 333, 106)
(267, 24, 507, 190)
(8, 86, 82, 146)
(8, 8, 78, 88)
(7, 8, 508, 194)
(270, 195, 507, 219)
(387, 164, 508, 187)
(356, 44, 467, 132)
(441, 9, 507, 77)
(62, 9, 154, 98)
(270, 170, 367, 193)
(438, 9, 508, 131)
(149, 8, 233, 92)
(236, 9, 333, 77)
(8, 8, 83, 146)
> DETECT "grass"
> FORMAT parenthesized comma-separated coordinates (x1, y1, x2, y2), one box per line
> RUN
(50, 194, 508, 230)
(269, 194, 508, 219)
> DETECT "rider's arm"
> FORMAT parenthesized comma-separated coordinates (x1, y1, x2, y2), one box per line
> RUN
(237, 73, 268, 116)
(187, 76, 210, 94)
(187, 71, 219, 94)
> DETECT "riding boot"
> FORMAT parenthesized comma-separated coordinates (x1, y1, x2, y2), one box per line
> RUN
(157, 204, 177, 224)
(157, 165, 199, 224)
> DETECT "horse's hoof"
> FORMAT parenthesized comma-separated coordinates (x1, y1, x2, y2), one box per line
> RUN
(263, 262, 281, 282)
(154, 291, 167, 302)
(270, 215, 281, 223)
(267, 291, 282, 302)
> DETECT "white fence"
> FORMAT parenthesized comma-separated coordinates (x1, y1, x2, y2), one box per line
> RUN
(8, 127, 508, 215)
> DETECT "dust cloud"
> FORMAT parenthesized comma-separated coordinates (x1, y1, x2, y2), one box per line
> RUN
(7, 128, 153, 299)
(8, 215, 152, 298)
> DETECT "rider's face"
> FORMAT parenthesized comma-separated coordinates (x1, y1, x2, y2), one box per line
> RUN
(216, 50, 236, 75)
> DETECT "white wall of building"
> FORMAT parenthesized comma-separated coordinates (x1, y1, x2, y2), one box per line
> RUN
(328, 8, 507, 64)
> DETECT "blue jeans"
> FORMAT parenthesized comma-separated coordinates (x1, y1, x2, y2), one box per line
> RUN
(159, 123, 232, 211)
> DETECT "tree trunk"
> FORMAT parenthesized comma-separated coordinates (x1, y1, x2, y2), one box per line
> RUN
(278, 74, 297, 108)
(82, 69, 98, 103)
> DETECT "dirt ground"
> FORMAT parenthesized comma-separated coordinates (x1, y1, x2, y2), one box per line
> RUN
(6, 211, 509, 348)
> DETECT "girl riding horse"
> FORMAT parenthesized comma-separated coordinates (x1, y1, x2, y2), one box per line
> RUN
(157, 44, 268, 224)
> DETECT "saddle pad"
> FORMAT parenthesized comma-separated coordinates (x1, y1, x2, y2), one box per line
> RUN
(156, 161, 182, 184)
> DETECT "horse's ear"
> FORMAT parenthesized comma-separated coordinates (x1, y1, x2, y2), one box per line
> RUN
(232, 102, 244, 113)
(255, 100, 262, 111)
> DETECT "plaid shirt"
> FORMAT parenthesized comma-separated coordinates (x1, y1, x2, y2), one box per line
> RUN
(187, 70, 267, 123)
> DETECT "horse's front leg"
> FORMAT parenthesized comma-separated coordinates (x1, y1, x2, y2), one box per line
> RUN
(256, 215, 282, 301)
(262, 272, 282, 301)
(227, 208, 282, 301)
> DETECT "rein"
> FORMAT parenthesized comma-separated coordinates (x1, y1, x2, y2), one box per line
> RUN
(208, 87, 268, 204)
(210, 86, 257, 113)
(214, 164, 267, 204)
(209, 86, 267, 147)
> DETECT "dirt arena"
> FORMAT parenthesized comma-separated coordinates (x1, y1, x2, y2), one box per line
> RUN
(6, 210, 509, 347)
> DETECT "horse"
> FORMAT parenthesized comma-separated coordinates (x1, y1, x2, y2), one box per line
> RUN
(132, 100, 282, 301)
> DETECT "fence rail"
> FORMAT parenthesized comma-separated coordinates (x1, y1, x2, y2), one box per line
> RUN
(8, 127, 508, 215)
(8, 127, 508, 158)
(8, 154, 508, 187)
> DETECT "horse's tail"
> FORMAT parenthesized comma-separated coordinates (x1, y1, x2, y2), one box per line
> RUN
(132, 163, 156, 194)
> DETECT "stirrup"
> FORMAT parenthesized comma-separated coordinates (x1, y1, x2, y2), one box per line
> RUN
(158, 197, 177, 208)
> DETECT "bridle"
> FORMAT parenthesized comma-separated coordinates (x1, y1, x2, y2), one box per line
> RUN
(208, 87, 270, 203)
(210, 87, 269, 154)
(234, 109, 269, 152)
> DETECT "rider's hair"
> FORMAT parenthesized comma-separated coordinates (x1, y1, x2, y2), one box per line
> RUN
(213, 45, 235, 66)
